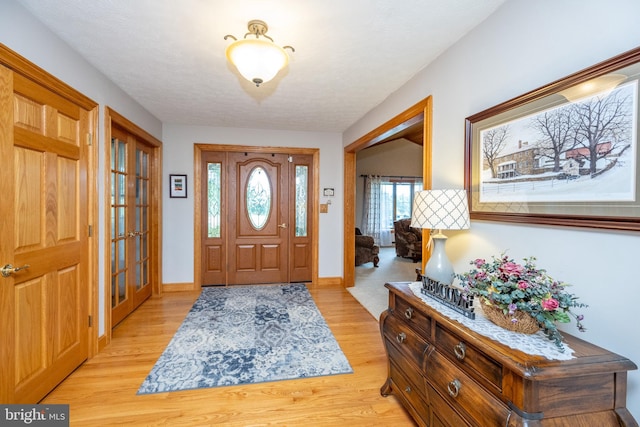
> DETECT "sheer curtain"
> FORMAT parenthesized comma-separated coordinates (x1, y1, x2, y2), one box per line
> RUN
(361, 175, 381, 245)
(379, 185, 393, 246)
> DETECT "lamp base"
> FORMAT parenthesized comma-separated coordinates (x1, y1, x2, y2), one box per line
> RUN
(423, 232, 454, 285)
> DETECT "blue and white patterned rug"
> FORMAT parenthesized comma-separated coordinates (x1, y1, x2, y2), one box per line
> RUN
(137, 283, 353, 394)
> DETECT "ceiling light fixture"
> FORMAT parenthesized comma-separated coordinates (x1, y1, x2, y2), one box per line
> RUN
(224, 20, 295, 87)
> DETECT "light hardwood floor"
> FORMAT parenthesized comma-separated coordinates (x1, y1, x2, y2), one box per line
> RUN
(42, 284, 415, 426)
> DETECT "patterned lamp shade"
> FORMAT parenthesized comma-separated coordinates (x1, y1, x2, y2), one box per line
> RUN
(410, 189, 470, 230)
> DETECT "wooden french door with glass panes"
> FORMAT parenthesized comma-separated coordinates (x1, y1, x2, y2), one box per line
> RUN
(111, 128, 152, 326)
(201, 150, 313, 285)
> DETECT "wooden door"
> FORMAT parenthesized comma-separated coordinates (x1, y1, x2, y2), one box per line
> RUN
(0, 64, 92, 403)
(110, 129, 153, 326)
(200, 149, 314, 286)
(228, 152, 290, 284)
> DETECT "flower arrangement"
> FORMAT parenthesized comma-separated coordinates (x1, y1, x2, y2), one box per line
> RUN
(457, 253, 587, 351)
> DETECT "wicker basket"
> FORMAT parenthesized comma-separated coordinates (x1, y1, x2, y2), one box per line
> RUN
(482, 302, 540, 334)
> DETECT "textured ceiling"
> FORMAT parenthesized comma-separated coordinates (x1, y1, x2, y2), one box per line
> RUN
(16, 0, 507, 132)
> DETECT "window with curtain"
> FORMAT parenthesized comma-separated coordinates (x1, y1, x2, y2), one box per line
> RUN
(362, 176, 422, 246)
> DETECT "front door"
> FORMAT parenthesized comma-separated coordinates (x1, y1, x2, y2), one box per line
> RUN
(228, 152, 290, 284)
(200, 149, 313, 285)
(0, 64, 92, 403)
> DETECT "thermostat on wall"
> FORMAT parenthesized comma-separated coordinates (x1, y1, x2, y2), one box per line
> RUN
(323, 188, 335, 197)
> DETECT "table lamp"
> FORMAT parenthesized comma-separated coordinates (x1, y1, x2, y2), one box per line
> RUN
(411, 189, 470, 285)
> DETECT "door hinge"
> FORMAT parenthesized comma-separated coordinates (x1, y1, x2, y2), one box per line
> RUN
(88, 224, 93, 237)
(86, 133, 93, 146)
(288, 156, 293, 162)
(88, 315, 92, 327)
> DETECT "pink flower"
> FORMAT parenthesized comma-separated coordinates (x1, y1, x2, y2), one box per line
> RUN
(474, 258, 486, 268)
(500, 261, 524, 276)
(517, 280, 529, 290)
(474, 271, 487, 281)
(542, 298, 559, 311)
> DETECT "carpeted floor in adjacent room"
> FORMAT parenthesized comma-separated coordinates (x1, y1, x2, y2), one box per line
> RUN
(348, 247, 419, 320)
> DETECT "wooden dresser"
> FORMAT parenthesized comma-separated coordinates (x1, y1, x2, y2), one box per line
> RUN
(380, 282, 638, 426)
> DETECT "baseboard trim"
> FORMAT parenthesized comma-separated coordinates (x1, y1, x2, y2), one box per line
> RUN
(163, 279, 344, 290)
(97, 334, 108, 353)
(163, 282, 196, 292)
(316, 277, 344, 287)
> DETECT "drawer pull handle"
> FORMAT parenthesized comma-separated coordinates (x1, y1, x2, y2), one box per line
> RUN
(396, 332, 407, 343)
(404, 307, 414, 319)
(405, 386, 412, 394)
(447, 379, 461, 398)
(454, 342, 466, 360)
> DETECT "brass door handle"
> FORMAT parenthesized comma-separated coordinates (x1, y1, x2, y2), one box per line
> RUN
(277, 223, 287, 228)
(2, 264, 30, 277)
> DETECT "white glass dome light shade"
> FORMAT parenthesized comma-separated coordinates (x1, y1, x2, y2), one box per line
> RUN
(559, 73, 627, 102)
(225, 38, 289, 87)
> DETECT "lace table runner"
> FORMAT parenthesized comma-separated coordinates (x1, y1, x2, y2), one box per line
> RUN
(407, 281, 575, 360)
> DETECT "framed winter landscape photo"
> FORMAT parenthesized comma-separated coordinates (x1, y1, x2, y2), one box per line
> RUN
(465, 47, 640, 231)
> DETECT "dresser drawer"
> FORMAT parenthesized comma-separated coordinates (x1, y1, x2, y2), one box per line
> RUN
(394, 294, 431, 337)
(389, 361, 429, 424)
(427, 349, 510, 427)
(385, 336, 426, 399)
(435, 324, 502, 390)
(383, 312, 430, 369)
(426, 384, 471, 427)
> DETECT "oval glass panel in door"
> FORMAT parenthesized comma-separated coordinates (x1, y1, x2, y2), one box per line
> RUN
(246, 166, 272, 230)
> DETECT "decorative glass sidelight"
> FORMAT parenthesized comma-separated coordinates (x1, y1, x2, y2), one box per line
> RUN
(295, 165, 308, 236)
(246, 166, 271, 230)
(207, 163, 221, 237)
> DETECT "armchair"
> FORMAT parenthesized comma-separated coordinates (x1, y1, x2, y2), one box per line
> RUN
(393, 218, 422, 262)
(355, 228, 380, 267)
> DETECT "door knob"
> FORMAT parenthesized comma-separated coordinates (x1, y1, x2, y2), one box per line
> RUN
(278, 223, 287, 228)
(2, 264, 30, 278)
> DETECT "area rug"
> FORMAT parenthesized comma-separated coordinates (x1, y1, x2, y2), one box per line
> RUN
(137, 283, 353, 394)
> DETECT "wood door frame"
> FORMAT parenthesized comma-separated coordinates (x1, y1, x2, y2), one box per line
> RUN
(343, 96, 433, 287)
(0, 44, 100, 361)
(104, 107, 162, 341)
(194, 144, 319, 289)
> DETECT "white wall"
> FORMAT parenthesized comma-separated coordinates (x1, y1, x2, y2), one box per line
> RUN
(162, 124, 343, 284)
(345, 0, 640, 416)
(355, 139, 423, 230)
(0, 1, 163, 336)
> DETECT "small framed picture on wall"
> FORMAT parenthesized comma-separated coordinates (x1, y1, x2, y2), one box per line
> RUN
(169, 174, 187, 198)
